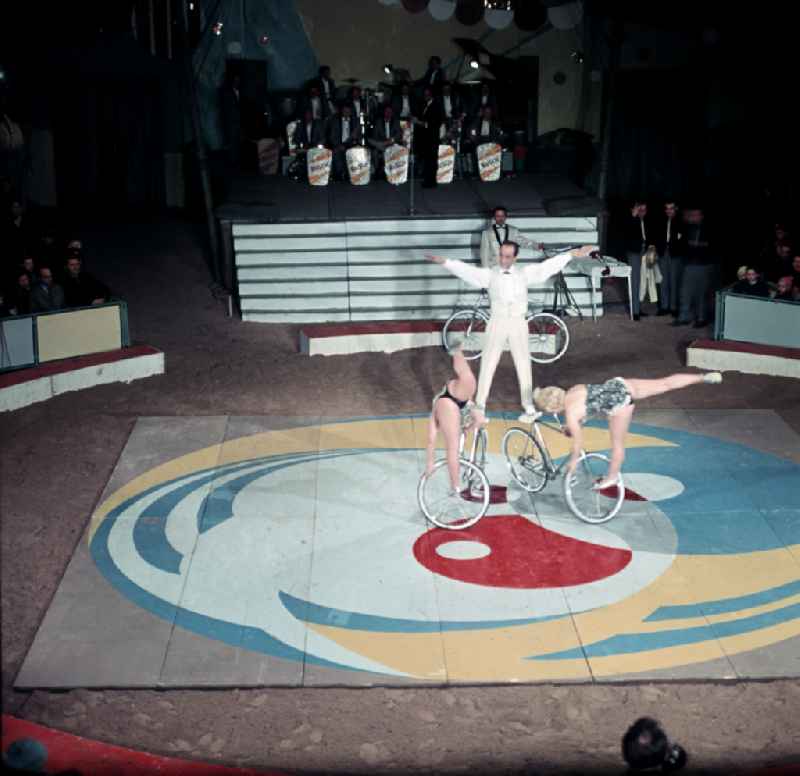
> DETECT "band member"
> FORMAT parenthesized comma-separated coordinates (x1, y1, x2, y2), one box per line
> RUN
(301, 85, 329, 122)
(426, 242, 597, 420)
(348, 86, 368, 123)
(416, 87, 442, 189)
(418, 55, 445, 94)
(293, 109, 325, 149)
(425, 346, 484, 493)
(533, 371, 722, 489)
(392, 83, 416, 121)
(480, 206, 541, 268)
(472, 82, 498, 118)
(368, 104, 403, 178)
(312, 65, 337, 116)
(466, 106, 504, 145)
(655, 200, 685, 317)
(438, 82, 464, 142)
(327, 104, 363, 181)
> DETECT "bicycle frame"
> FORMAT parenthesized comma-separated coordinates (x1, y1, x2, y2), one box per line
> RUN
(459, 424, 488, 470)
(528, 414, 570, 479)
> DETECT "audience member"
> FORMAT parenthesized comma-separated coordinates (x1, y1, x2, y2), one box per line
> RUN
(11, 270, 32, 314)
(732, 267, 770, 297)
(30, 266, 65, 312)
(674, 206, 717, 328)
(772, 275, 797, 301)
(5, 199, 36, 262)
(767, 241, 794, 281)
(20, 254, 36, 285)
(623, 200, 653, 320)
(792, 254, 800, 290)
(622, 717, 687, 772)
(61, 254, 110, 308)
(655, 200, 684, 317)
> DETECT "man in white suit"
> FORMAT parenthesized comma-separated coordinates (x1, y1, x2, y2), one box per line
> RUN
(427, 241, 597, 421)
(480, 206, 540, 268)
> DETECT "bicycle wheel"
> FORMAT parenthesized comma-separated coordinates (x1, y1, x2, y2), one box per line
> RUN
(418, 458, 490, 530)
(442, 309, 489, 361)
(527, 312, 569, 364)
(563, 453, 625, 524)
(502, 427, 548, 493)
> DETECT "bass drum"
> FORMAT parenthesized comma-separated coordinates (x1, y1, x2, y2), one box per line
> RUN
(437, 144, 455, 184)
(346, 146, 371, 186)
(384, 144, 409, 186)
(477, 142, 502, 182)
(306, 147, 332, 186)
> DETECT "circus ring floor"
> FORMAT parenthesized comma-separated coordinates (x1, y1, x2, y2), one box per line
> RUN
(15, 411, 800, 689)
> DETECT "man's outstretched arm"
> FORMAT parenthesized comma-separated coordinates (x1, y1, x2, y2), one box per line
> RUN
(425, 254, 491, 289)
(523, 245, 598, 285)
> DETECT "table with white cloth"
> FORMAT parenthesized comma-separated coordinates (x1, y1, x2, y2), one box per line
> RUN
(569, 255, 633, 321)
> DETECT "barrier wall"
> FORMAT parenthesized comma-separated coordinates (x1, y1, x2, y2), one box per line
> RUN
(1, 302, 130, 372)
(715, 291, 800, 349)
(233, 216, 600, 324)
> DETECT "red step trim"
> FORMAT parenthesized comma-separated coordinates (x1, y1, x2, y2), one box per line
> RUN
(0, 346, 162, 389)
(301, 320, 445, 338)
(2, 715, 285, 776)
(689, 339, 800, 360)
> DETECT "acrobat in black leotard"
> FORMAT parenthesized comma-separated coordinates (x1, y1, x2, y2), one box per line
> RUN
(433, 383, 468, 410)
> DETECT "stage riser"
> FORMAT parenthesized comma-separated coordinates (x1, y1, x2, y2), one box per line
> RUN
(234, 217, 600, 323)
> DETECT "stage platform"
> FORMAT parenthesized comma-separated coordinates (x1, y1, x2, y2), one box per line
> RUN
(218, 171, 600, 223)
(16, 411, 800, 689)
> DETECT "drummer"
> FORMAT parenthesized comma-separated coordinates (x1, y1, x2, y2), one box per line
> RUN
(368, 104, 403, 179)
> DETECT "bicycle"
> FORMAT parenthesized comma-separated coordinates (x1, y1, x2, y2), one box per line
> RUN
(417, 422, 491, 530)
(441, 288, 570, 364)
(501, 412, 625, 524)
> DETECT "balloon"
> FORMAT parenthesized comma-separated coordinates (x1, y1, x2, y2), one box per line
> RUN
(455, 0, 484, 26)
(428, 0, 456, 21)
(514, 2, 547, 31)
(401, 0, 429, 11)
(548, 1, 583, 30)
(484, 8, 514, 30)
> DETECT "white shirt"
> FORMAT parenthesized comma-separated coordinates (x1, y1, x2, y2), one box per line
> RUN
(353, 99, 362, 116)
(311, 97, 321, 119)
(322, 79, 331, 97)
(481, 119, 490, 136)
(401, 96, 411, 116)
(384, 121, 391, 138)
(341, 119, 350, 142)
(443, 253, 574, 317)
(443, 96, 452, 117)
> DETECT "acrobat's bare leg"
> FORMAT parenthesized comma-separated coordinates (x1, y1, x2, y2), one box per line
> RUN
(624, 372, 721, 402)
(596, 404, 634, 488)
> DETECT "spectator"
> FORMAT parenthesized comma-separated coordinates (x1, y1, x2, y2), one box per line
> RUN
(622, 717, 687, 772)
(61, 254, 110, 308)
(30, 266, 64, 312)
(767, 241, 795, 281)
(0, 289, 10, 317)
(792, 254, 800, 290)
(673, 206, 717, 328)
(20, 254, 36, 284)
(655, 200, 684, 317)
(11, 270, 32, 314)
(732, 267, 770, 298)
(772, 275, 796, 301)
(4, 199, 35, 262)
(623, 200, 654, 321)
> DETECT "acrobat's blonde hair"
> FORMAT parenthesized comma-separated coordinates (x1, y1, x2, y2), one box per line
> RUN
(533, 386, 566, 414)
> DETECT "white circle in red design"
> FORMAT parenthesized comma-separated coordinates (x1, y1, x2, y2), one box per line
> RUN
(435, 540, 492, 560)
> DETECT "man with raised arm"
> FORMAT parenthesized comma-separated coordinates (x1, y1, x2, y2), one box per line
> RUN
(426, 241, 597, 423)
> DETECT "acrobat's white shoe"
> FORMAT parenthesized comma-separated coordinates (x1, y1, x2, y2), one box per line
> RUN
(703, 371, 723, 384)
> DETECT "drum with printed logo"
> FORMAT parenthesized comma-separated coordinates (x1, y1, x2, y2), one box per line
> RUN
(384, 144, 409, 186)
(346, 146, 371, 186)
(400, 119, 414, 148)
(306, 147, 333, 186)
(285, 120, 298, 154)
(437, 144, 456, 184)
(477, 142, 502, 182)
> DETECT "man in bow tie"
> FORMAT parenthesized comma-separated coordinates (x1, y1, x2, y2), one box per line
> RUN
(480, 206, 540, 268)
(426, 242, 597, 421)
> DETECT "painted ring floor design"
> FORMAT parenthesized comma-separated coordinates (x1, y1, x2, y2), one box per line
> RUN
(16, 411, 800, 688)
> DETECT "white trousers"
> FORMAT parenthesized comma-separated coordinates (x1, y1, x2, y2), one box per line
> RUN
(476, 314, 533, 410)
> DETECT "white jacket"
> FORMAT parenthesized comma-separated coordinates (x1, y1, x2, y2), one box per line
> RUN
(479, 223, 539, 268)
(443, 252, 574, 317)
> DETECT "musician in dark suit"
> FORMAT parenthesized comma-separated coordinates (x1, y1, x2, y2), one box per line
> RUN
(311, 65, 337, 117)
(368, 104, 403, 178)
(415, 87, 442, 189)
(300, 85, 330, 122)
(466, 106, 504, 146)
(347, 86, 369, 124)
(392, 83, 416, 121)
(327, 104, 363, 181)
(472, 82, 499, 119)
(417, 55, 445, 95)
(438, 82, 464, 141)
(293, 109, 325, 149)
